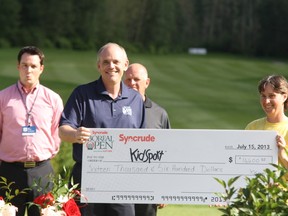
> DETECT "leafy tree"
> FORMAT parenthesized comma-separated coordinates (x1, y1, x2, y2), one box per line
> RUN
(1, 0, 288, 56)
(72, 0, 103, 50)
(41, 0, 74, 47)
(0, 0, 21, 46)
(257, 0, 288, 56)
(139, 0, 178, 53)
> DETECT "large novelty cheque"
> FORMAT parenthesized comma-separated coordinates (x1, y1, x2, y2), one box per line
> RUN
(81, 129, 277, 205)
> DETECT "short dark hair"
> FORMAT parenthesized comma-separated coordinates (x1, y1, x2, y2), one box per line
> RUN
(17, 46, 45, 65)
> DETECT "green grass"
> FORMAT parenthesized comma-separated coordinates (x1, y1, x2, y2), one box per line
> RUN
(157, 205, 222, 216)
(1, 48, 288, 215)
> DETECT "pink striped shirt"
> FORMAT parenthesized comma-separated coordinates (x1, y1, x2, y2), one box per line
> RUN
(0, 81, 63, 162)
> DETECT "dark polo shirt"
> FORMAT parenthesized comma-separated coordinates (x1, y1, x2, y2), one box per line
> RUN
(144, 97, 171, 129)
(60, 77, 145, 162)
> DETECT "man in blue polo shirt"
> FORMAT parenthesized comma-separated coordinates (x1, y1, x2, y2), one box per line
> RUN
(59, 43, 145, 216)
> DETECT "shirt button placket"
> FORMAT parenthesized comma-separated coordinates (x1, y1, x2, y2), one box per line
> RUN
(112, 103, 116, 117)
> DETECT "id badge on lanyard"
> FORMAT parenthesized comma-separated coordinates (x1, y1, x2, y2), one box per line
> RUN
(22, 113, 36, 136)
(22, 126, 36, 136)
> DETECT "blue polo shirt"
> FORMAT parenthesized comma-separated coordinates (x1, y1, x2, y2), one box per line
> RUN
(60, 77, 145, 162)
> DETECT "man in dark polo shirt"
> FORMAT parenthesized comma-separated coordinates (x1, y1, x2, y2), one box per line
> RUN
(59, 43, 145, 216)
(124, 63, 171, 216)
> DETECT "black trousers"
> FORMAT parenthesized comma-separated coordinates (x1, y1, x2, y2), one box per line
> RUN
(72, 162, 135, 216)
(135, 204, 157, 216)
(0, 160, 53, 216)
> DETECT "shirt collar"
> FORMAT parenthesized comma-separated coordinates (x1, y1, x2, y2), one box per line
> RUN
(17, 81, 39, 94)
(96, 77, 128, 100)
(144, 96, 152, 108)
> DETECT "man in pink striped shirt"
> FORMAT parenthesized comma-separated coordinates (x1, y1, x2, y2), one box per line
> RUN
(0, 46, 63, 216)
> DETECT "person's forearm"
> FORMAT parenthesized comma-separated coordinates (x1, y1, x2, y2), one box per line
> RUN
(59, 125, 77, 143)
(59, 125, 91, 144)
(280, 150, 288, 168)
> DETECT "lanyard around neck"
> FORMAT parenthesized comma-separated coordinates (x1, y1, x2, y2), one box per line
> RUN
(16, 83, 40, 126)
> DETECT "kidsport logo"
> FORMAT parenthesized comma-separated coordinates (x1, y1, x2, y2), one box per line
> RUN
(118, 133, 156, 144)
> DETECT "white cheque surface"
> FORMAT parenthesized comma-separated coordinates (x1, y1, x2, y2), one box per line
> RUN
(81, 129, 277, 205)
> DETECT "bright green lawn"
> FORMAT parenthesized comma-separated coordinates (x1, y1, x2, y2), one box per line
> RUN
(1, 48, 288, 216)
(157, 204, 222, 216)
(2, 48, 287, 130)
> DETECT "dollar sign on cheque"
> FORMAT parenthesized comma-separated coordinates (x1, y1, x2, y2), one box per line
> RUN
(229, 157, 233, 163)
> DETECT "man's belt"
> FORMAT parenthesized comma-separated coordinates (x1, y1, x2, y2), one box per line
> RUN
(2, 159, 49, 168)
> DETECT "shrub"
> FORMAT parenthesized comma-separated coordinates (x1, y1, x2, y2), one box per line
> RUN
(43, 39, 55, 49)
(72, 37, 91, 50)
(0, 38, 11, 48)
(55, 37, 72, 49)
(215, 164, 288, 215)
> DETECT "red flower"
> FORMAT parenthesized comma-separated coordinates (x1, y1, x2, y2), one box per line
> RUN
(72, 189, 81, 197)
(62, 198, 81, 216)
(33, 192, 54, 208)
(0, 196, 3, 200)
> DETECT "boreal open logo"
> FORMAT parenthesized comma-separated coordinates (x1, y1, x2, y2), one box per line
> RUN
(86, 134, 114, 152)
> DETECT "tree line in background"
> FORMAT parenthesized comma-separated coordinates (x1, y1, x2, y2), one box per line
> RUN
(1, 0, 288, 57)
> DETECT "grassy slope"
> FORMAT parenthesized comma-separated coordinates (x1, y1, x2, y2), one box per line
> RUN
(1, 48, 288, 215)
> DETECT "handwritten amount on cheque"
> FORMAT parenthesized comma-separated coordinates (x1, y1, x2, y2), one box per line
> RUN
(88, 164, 225, 174)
